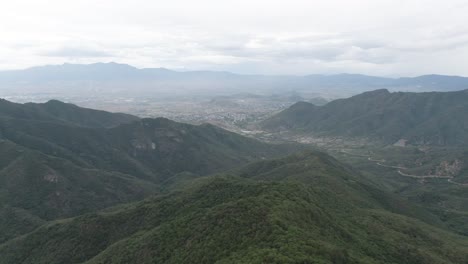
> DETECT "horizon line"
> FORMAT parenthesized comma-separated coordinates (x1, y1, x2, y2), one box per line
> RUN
(0, 61, 467, 79)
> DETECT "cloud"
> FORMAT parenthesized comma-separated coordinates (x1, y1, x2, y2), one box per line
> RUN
(200, 34, 393, 65)
(0, 0, 468, 76)
(41, 47, 113, 58)
(391, 31, 468, 52)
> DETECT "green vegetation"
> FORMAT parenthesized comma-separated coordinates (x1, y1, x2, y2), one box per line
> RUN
(330, 144, 468, 236)
(2, 97, 468, 263)
(0, 99, 300, 243)
(0, 98, 138, 128)
(262, 89, 468, 146)
(1, 152, 467, 263)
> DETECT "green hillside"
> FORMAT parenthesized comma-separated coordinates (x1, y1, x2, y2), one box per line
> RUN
(0, 99, 300, 243)
(0, 116, 299, 181)
(262, 89, 468, 145)
(1, 152, 467, 264)
(2, 97, 468, 263)
(0, 99, 138, 128)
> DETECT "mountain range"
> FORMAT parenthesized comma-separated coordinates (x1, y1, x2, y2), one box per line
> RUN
(262, 89, 468, 146)
(1, 63, 468, 98)
(1, 96, 468, 263)
(2, 151, 468, 263)
(0, 99, 299, 243)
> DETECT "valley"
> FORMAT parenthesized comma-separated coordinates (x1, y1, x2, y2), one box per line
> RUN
(3, 1, 468, 262)
(1, 66, 468, 263)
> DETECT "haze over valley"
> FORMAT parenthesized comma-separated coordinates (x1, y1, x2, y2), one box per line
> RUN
(2, 0, 468, 263)
(2, 62, 468, 133)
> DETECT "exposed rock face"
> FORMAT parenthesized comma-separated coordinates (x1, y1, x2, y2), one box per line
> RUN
(393, 139, 407, 147)
(433, 160, 463, 176)
(43, 172, 59, 183)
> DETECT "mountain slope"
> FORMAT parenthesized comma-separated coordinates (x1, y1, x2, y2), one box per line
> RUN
(262, 89, 468, 145)
(0, 99, 300, 243)
(0, 115, 300, 181)
(0, 140, 155, 243)
(1, 152, 467, 264)
(0, 99, 138, 128)
(2, 63, 468, 100)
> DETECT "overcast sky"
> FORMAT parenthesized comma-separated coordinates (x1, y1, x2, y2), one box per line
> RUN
(1, 0, 468, 76)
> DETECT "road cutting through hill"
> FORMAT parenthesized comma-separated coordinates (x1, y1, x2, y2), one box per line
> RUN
(340, 149, 467, 186)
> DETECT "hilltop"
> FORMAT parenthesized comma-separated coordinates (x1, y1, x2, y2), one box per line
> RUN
(0, 99, 300, 243)
(262, 89, 468, 146)
(1, 152, 466, 263)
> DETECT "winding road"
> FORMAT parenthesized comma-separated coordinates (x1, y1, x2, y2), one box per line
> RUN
(339, 149, 467, 186)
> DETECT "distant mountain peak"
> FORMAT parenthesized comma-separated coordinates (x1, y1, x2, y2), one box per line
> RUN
(262, 89, 468, 146)
(359, 88, 390, 96)
(1, 63, 468, 94)
(45, 99, 69, 104)
(290, 101, 316, 108)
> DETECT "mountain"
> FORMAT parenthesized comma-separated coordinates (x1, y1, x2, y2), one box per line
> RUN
(0, 98, 138, 128)
(1, 152, 467, 264)
(396, 74, 468, 91)
(2, 96, 468, 263)
(1, 63, 468, 100)
(0, 114, 299, 181)
(0, 139, 156, 243)
(262, 89, 468, 146)
(0, 99, 300, 243)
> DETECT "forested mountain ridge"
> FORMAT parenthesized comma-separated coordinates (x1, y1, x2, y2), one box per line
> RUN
(1, 152, 467, 264)
(0, 98, 138, 128)
(0, 98, 299, 243)
(262, 89, 468, 145)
